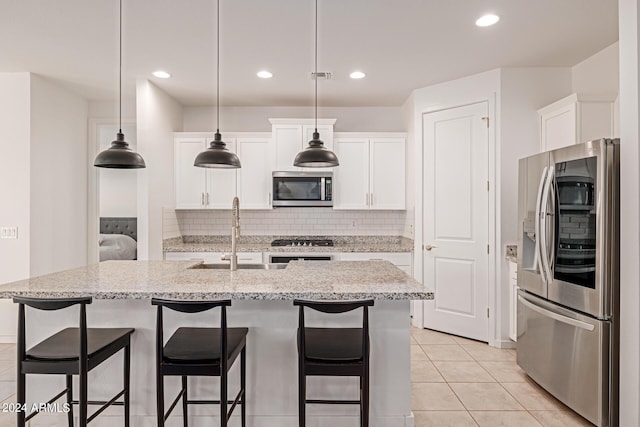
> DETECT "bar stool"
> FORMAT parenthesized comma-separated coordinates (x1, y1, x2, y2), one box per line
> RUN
(152, 298, 247, 427)
(14, 296, 134, 427)
(293, 299, 374, 427)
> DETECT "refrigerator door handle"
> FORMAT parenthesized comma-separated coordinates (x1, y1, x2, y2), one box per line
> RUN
(540, 167, 555, 284)
(518, 295, 595, 331)
(534, 166, 548, 278)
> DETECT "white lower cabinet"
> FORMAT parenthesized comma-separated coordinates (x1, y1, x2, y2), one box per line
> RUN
(337, 252, 412, 275)
(164, 251, 263, 264)
(509, 261, 517, 342)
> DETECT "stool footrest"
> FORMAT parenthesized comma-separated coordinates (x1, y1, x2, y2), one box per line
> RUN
(24, 388, 69, 421)
(86, 389, 126, 423)
(306, 399, 361, 405)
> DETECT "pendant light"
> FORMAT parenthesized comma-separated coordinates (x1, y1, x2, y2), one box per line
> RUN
(194, 0, 241, 169)
(293, 0, 339, 168)
(94, 0, 146, 169)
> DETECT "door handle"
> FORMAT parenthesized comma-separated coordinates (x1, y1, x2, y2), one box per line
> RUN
(425, 245, 437, 251)
(534, 166, 548, 278)
(540, 167, 555, 284)
(518, 295, 595, 331)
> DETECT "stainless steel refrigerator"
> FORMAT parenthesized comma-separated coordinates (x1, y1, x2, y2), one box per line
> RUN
(517, 138, 619, 426)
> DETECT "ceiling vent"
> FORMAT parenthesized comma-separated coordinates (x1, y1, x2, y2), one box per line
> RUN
(310, 72, 332, 80)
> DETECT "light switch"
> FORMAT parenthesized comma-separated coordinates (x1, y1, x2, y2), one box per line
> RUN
(0, 227, 18, 239)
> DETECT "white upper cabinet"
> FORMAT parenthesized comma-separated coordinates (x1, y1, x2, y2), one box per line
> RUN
(538, 93, 617, 152)
(370, 138, 406, 209)
(175, 137, 208, 209)
(333, 137, 370, 209)
(174, 135, 237, 210)
(333, 133, 406, 210)
(236, 135, 274, 209)
(270, 118, 336, 171)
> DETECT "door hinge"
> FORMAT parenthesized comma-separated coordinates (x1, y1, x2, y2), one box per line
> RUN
(487, 244, 490, 254)
(487, 307, 490, 318)
(482, 116, 489, 128)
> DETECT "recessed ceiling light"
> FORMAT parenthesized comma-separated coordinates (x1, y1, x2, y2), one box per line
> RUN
(350, 71, 366, 79)
(152, 70, 171, 78)
(257, 70, 273, 79)
(475, 14, 500, 27)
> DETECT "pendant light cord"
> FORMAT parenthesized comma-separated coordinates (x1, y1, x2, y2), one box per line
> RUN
(119, 0, 122, 134)
(216, 0, 220, 134)
(314, 0, 318, 133)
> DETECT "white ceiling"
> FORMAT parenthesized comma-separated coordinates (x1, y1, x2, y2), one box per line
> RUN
(0, 0, 618, 107)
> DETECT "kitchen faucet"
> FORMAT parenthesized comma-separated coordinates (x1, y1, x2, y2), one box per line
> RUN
(222, 197, 241, 270)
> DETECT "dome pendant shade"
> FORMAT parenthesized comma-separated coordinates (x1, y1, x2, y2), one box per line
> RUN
(94, 132, 146, 169)
(293, 131, 339, 167)
(194, 131, 241, 168)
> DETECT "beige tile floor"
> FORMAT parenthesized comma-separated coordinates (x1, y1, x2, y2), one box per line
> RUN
(0, 332, 595, 426)
(410, 327, 594, 427)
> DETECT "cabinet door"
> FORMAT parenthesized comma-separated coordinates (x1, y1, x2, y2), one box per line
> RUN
(175, 138, 207, 209)
(333, 138, 370, 209)
(273, 125, 302, 171)
(302, 124, 335, 170)
(205, 138, 237, 209)
(540, 103, 576, 151)
(237, 137, 274, 209)
(370, 138, 406, 209)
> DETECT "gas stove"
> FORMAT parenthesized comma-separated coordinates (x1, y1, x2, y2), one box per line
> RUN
(270, 238, 334, 247)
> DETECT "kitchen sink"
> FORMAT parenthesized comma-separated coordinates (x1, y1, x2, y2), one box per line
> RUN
(189, 263, 287, 270)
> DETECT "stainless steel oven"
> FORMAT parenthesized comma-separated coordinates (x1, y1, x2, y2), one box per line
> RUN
(272, 171, 333, 207)
(269, 254, 333, 263)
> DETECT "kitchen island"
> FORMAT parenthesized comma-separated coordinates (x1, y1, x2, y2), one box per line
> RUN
(0, 260, 431, 427)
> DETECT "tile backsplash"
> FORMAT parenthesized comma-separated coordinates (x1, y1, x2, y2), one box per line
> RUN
(163, 207, 412, 238)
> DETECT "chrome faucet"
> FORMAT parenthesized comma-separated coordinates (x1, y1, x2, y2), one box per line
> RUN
(229, 197, 240, 270)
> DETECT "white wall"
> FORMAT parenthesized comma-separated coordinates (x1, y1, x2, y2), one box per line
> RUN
(183, 106, 404, 132)
(29, 75, 89, 277)
(572, 42, 619, 94)
(136, 80, 183, 260)
(88, 98, 136, 119)
(618, 0, 639, 423)
(0, 73, 31, 286)
(499, 68, 572, 340)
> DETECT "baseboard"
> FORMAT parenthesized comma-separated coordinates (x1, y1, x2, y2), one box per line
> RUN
(0, 335, 16, 344)
(491, 338, 516, 349)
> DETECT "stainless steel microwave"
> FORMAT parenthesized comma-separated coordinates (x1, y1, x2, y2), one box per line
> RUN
(272, 171, 333, 207)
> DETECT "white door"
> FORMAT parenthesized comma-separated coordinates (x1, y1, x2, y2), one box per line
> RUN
(370, 138, 405, 210)
(333, 138, 370, 210)
(237, 136, 274, 209)
(422, 102, 489, 341)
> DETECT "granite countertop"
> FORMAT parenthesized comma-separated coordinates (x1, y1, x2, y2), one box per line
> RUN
(0, 260, 432, 301)
(163, 235, 414, 253)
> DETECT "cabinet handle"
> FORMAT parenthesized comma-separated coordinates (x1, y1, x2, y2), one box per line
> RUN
(365, 193, 369, 206)
(269, 192, 272, 206)
(201, 192, 205, 206)
(371, 193, 374, 206)
(206, 192, 209, 206)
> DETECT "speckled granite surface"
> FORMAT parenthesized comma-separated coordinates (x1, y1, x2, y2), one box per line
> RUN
(163, 235, 414, 253)
(0, 260, 432, 301)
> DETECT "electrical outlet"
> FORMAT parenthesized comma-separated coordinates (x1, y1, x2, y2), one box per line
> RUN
(0, 226, 18, 239)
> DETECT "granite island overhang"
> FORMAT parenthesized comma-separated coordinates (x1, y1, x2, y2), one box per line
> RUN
(0, 260, 432, 426)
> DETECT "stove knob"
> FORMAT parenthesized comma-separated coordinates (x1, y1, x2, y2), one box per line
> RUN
(291, 242, 295, 247)
(303, 242, 308, 246)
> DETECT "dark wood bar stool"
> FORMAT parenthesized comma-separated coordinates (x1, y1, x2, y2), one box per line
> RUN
(152, 298, 247, 427)
(293, 299, 375, 427)
(13, 296, 134, 427)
